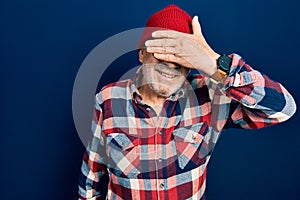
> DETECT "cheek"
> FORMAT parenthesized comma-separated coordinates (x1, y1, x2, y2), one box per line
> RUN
(145, 67, 158, 78)
(182, 69, 190, 77)
(143, 68, 157, 83)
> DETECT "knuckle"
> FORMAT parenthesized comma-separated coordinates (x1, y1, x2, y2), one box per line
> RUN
(166, 54, 171, 61)
(164, 38, 167, 45)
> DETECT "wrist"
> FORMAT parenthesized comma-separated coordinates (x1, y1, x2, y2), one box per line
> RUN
(205, 52, 220, 76)
(209, 53, 232, 82)
(209, 70, 225, 82)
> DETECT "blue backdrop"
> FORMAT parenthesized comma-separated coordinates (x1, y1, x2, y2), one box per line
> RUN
(1, 0, 299, 199)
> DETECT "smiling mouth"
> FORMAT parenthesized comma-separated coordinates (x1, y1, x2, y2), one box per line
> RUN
(156, 70, 179, 79)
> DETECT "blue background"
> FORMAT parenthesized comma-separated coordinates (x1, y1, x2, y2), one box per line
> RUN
(1, 0, 299, 199)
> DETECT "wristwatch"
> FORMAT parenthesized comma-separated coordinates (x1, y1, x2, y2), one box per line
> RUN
(210, 54, 232, 81)
(217, 54, 232, 77)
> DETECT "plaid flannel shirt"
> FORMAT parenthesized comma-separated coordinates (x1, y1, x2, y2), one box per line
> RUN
(78, 54, 296, 200)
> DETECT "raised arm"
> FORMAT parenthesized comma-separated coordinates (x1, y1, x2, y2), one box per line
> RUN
(219, 54, 296, 129)
(144, 15, 296, 129)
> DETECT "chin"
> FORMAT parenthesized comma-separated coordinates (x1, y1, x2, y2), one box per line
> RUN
(151, 84, 177, 98)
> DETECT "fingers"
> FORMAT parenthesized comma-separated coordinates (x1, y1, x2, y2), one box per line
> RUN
(151, 30, 180, 38)
(145, 38, 178, 54)
(192, 16, 202, 36)
(153, 53, 180, 63)
(147, 46, 178, 54)
(145, 38, 177, 47)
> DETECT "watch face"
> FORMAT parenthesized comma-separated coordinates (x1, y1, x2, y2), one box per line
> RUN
(218, 55, 232, 73)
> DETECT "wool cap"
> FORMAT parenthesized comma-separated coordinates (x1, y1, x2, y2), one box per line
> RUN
(138, 4, 193, 49)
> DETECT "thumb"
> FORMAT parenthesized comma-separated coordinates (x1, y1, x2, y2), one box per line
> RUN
(192, 16, 202, 36)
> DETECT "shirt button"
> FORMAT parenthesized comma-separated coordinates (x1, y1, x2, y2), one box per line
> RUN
(160, 183, 164, 189)
(158, 131, 162, 135)
(158, 158, 162, 162)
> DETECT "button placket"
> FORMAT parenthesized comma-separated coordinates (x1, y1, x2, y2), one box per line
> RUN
(192, 134, 197, 140)
(160, 183, 164, 189)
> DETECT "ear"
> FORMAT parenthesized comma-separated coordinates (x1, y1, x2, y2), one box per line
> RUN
(138, 49, 145, 63)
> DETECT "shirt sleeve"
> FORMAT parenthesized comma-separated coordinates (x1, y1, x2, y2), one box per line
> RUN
(78, 93, 108, 200)
(219, 53, 297, 129)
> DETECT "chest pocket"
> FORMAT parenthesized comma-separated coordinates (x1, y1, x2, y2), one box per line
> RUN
(172, 122, 209, 169)
(106, 133, 140, 177)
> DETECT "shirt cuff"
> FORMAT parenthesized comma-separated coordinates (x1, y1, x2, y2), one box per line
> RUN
(222, 53, 257, 90)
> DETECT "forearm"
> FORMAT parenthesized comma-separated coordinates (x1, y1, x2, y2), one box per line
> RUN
(78, 95, 109, 199)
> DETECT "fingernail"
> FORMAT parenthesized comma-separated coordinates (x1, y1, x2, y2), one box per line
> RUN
(145, 41, 149, 46)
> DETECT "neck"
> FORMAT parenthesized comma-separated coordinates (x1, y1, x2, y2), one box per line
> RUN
(138, 84, 166, 112)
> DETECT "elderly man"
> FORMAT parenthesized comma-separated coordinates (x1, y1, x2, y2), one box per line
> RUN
(78, 4, 296, 200)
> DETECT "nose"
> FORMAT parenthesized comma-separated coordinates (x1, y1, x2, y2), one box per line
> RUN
(164, 62, 181, 69)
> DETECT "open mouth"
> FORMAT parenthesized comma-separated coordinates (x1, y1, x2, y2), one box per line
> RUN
(156, 69, 179, 79)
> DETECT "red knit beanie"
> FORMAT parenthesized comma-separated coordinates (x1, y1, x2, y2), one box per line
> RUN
(138, 4, 193, 49)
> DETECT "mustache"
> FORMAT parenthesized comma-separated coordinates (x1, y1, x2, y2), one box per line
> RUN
(144, 62, 181, 75)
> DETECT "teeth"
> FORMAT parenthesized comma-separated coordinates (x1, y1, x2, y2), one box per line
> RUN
(159, 71, 176, 78)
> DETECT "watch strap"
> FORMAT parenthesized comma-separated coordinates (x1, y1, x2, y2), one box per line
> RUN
(210, 69, 226, 82)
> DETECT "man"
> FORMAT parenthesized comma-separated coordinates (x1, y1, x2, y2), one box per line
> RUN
(78, 4, 296, 200)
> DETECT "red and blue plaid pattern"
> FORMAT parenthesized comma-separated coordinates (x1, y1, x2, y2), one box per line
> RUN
(78, 54, 296, 200)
